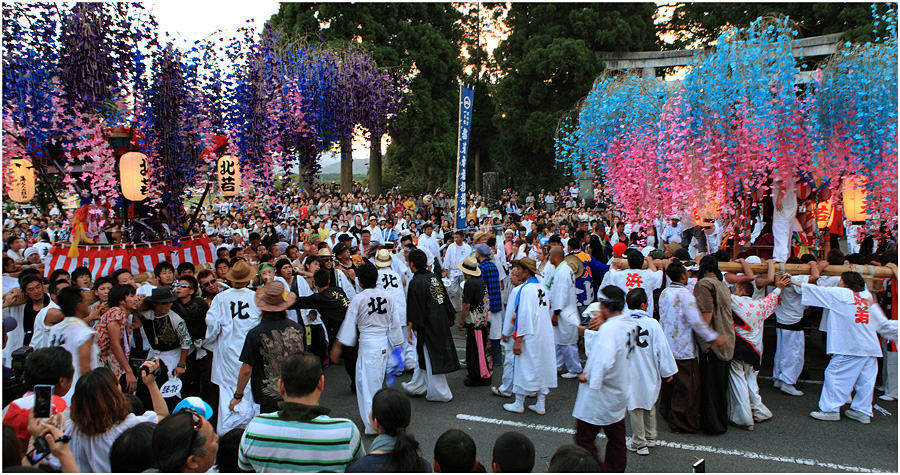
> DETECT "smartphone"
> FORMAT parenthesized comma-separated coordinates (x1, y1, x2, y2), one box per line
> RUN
(26, 436, 50, 465)
(33, 385, 53, 419)
(693, 459, 706, 473)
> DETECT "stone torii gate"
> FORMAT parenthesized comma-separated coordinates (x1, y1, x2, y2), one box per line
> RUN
(596, 32, 844, 83)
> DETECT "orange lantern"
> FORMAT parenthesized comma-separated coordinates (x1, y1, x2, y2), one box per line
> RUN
(842, 176, 871, 222)
(119, 152, 149, 201)
(217, 155, 240, 197)
(7, 159, 35, 203)
(815, 200, 833, 229)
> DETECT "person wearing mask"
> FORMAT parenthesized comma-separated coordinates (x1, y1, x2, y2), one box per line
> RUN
(331, 263, 404, 435)
(238, 353, 364, 472)
(205, 259, 262, 433)
(346, 388, 431, 472)
(65, 362, 168, 473)
(151, 407, 220, 473)
(402, 250, 460, 402)
(231, 281, 305, 415)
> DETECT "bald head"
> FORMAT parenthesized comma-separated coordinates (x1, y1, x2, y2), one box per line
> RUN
(549, 247, 565, 265)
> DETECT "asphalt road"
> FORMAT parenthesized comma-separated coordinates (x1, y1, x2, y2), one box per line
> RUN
(315, 322, 898, 473)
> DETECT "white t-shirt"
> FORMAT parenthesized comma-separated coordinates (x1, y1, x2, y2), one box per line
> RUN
(49, 317, 99, 404)
(774, 275, 810, 325)
(65, 411, 158, 473)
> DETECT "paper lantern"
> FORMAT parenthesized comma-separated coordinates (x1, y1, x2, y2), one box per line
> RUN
(815, 200, 833, 229)
(842, 176, 871, 222)
(7, 159, 35, 203)
(119, 152, 149, 201)
(217, 155, 240, 197)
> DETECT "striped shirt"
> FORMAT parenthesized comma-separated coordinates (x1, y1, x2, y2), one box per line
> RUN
(238, 402, 365, 473)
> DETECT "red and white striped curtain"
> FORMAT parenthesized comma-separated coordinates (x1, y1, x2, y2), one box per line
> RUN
(44, 235, 216, 278)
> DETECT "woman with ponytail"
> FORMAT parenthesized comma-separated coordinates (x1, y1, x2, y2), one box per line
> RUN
(346, 388, 432, 473)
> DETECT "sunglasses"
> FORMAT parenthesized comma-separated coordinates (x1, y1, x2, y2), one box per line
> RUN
(201, 280, 217, 287)
(178, 408, 203, 463)
(172, 283, 191, 289)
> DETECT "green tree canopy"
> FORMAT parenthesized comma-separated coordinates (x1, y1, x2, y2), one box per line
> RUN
(492, 3, 658, 191)
(269, 3, 464, 193)
(663, 3, 898, 49)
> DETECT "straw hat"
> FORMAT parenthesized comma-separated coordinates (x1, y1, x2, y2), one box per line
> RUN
(374, 249, 393, 268)
(564, 254, 585, 279)
(511, 257, 541, 277)
(225, 259, 254, 283)
(317, 247, 334, 258)
(457, 256, 482, 277)
(255, 281, 297, 312)
(472, 230, 486, 243)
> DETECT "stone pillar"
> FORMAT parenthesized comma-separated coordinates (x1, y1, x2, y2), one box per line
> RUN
(483, 172, 500, 205)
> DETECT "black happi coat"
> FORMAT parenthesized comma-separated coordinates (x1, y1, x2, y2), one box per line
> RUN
(407, 269, 460, 375)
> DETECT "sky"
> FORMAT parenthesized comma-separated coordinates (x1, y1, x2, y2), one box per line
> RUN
(148, 0, 280, 48)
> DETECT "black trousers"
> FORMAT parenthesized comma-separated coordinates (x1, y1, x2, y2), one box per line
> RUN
(325, 324, 357, 392)
(699, 351, 730, 435)
(465, 324, 491, 384)
(307, 324, 328, 368)
(660, 358, 701, 433)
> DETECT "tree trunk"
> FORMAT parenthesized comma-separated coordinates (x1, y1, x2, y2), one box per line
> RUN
(474, 150, 481, 193)
(369, 134, 383, 195)
(340, 135, 353, 195)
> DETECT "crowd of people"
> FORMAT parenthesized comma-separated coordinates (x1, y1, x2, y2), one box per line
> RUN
(1, 178, 898, 473)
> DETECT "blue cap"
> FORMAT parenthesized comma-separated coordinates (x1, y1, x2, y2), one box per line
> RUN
(174, 397, 214, 420)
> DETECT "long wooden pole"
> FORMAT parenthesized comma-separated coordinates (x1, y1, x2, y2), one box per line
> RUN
(613, 258, 897, 278)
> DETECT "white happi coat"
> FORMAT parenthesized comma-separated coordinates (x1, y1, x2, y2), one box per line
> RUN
(337, 287, 405, 435)
(49, 317, 99, 403)
(801, 285, 898, 357)
(573, 314, 637, 426)
(2, 303, 26, 366)
(600, 269, 663, 316)
(205, 287, 261, 388)
(626, 310, 677, 411)
(511, 280, 557, 393)
(546, 261, 579, 346)
(377, 267, 407, 325)
(335, 267, 358, 301)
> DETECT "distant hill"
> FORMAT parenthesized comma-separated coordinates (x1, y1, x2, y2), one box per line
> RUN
(319, 159, 369, 178)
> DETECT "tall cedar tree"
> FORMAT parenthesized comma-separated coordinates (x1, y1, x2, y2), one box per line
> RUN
(269, 3, 464, 194)
(663, 3, 898, 49)
(492, 4, 658, 192)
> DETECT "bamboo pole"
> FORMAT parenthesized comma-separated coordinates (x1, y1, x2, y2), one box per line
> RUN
(613, 258, 897, 278)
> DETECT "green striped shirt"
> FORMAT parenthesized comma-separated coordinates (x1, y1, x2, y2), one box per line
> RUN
(238, 403, 365, 473)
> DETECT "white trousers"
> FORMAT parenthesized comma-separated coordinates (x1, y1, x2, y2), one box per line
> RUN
(405, 346, 453, 402)
(447, 275, 464, 313)
(819, 355, 877, 416)
(882, 340, 898, 399)
(218, 384, 259, 434)
(356, 339, 390, 435)
(400, 325, 418, 371)
(772, 219, 802, 262)
(556, 344, 583, 374)
(488, 311, 504, 340)
(498, 338, 516, 395)
(728, 360, 772, 427)
(773, 328, 804, 386)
